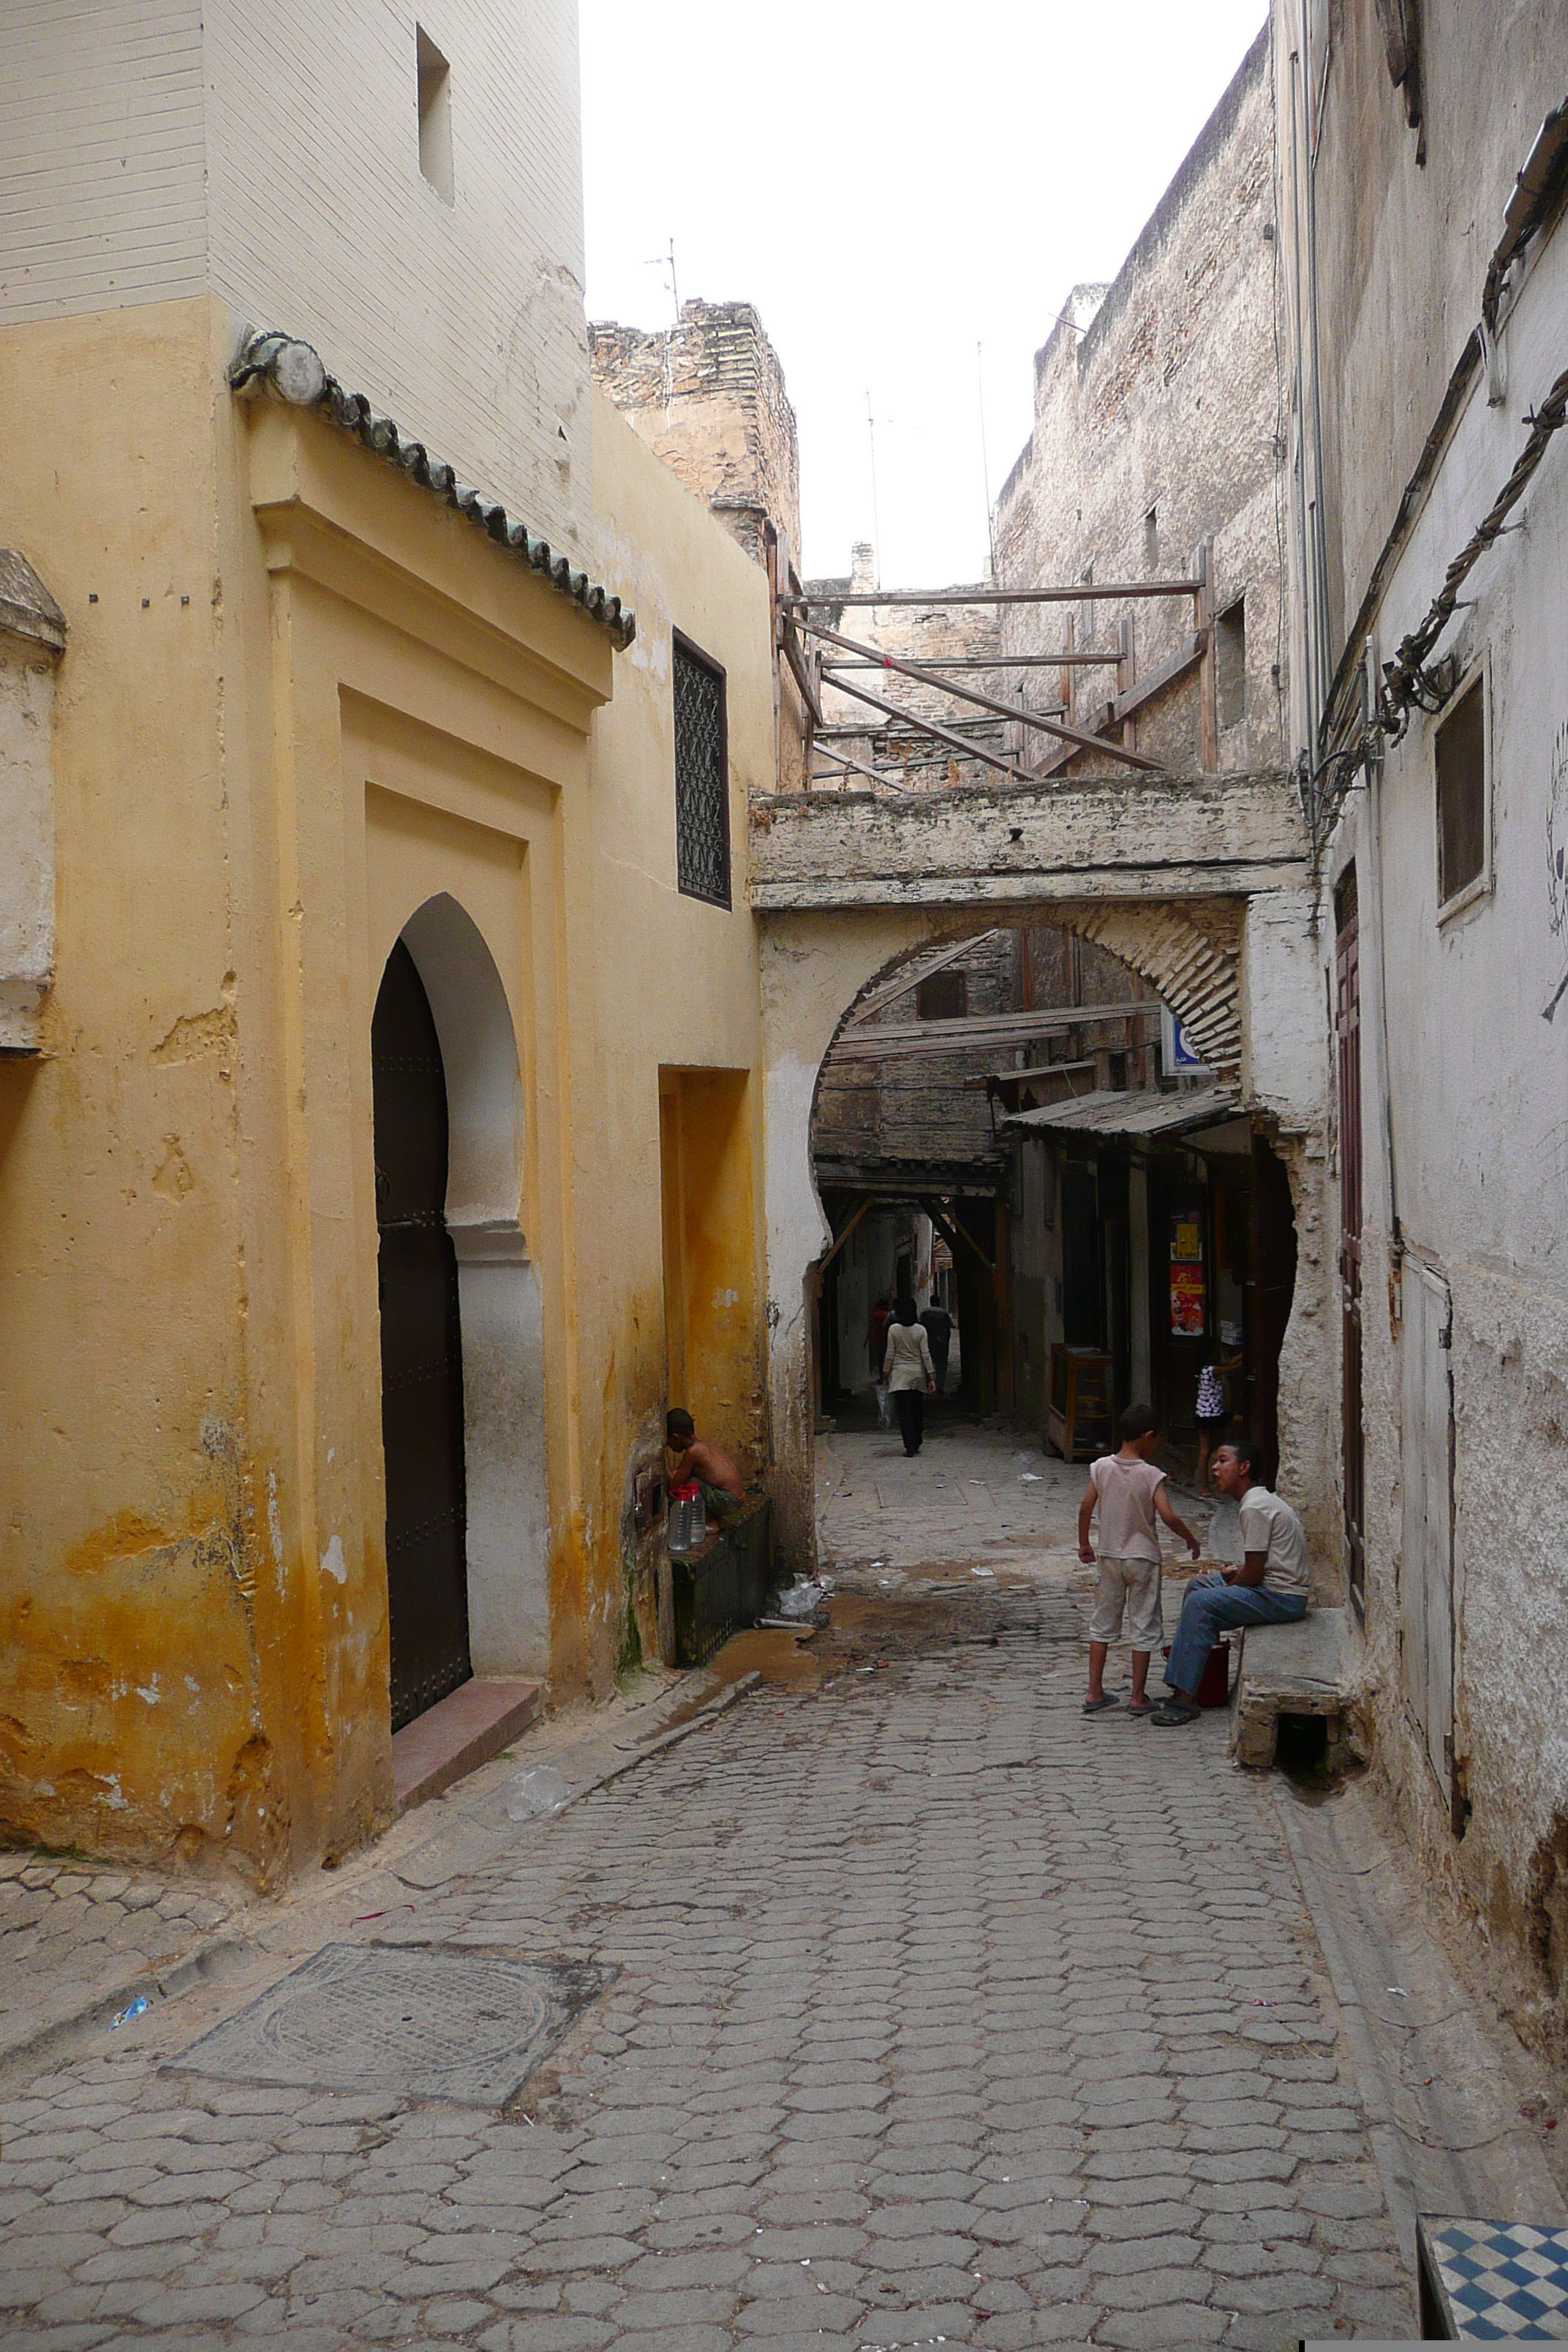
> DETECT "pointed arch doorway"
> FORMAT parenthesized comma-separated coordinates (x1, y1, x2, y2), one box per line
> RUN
(372, 938, 472, 1730)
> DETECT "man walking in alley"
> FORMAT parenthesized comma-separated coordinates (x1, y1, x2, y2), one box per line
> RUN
(1079, 1406, 1202, 1716)
(883, 1294, 937, 1456)
(919, 1297, 953, 1395)
(1151, 1436, 1309, 1727)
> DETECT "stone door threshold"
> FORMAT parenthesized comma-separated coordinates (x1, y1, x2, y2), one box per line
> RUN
(391, 1678, 543, 1814)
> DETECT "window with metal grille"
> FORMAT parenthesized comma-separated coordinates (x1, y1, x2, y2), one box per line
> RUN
(673, 634, 730, 908)
(1435, 670, 1487, 911)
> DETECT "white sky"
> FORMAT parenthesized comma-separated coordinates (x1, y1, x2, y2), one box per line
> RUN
(580, 3, 1267, 589)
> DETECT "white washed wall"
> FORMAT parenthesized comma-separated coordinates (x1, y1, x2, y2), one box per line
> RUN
(0, 0, 208, 317)
(1, 0, 592, 556)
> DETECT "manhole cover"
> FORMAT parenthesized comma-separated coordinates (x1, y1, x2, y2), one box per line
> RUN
(170, 1942, 611, 2106)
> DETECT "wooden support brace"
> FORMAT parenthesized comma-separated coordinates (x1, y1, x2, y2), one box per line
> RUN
(1196, 537, 1219, 771)
(803, 617, 1167, 774)
(920, 1196, 995, 1277)
(816, 1195, 875, 1278)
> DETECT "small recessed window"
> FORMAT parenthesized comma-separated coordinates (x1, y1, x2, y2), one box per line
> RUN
(916, 971, 968, 1022)
(674, 634, 730, 908)
(1143, 507, 1159, 573)
(1436, 671, 1488, 910)
(1217, 595, 1246, 728)
(417, 27, 453, 203)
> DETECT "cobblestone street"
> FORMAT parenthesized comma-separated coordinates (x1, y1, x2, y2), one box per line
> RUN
(1, 1428, 1563, 2348)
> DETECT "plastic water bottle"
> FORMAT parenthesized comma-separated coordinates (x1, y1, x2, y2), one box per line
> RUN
(691, 1488, 707, 1543)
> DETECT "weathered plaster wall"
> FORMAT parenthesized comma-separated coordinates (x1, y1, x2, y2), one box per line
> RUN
(995, 26, 1284, 777)
(1309, 198, 1568, 2045)
(586, 392, 771, 1671)
(1291, 0, 1568, 674)
(752, 772, 1306, 913)
(0, 296, 772, 1880)
(0, 299, 274, 1872)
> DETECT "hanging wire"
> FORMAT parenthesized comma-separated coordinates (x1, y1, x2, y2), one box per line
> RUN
(1307, 356, 1568, 840)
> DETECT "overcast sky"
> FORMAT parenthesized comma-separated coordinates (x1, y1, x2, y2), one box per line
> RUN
(580, 3, 1267, 589)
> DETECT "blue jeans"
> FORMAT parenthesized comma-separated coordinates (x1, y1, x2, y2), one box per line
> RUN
(1164, 1570, 1307, 1697)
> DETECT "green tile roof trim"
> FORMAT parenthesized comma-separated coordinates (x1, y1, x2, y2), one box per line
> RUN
(228, 331, 635, 651)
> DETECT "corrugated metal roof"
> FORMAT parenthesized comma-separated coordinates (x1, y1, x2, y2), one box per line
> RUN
(1000, 1083, 1241, 1140)
(228, 332, 635, 650)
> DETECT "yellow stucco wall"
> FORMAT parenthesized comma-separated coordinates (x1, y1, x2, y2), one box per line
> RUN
(583, 395, 770, 1637)
(0, 305, 772, 1877)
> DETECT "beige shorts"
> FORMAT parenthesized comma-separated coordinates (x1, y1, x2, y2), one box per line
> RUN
(1089, 1556, 1164, 1651)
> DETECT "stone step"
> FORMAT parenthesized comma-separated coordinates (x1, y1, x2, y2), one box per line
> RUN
(391, 1678, 543, 1814)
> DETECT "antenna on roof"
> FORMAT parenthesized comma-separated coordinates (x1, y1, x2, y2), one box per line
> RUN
(641, 236, 679, 325)
(865, 391, 882, 590)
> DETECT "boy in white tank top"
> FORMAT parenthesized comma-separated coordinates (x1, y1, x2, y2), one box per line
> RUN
(1077, 1403, 1201, 1716)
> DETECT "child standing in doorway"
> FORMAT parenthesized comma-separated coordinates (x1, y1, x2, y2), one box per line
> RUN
(1078, 1404, 1202, 1716)
(1195, 1344, 1243, 1491)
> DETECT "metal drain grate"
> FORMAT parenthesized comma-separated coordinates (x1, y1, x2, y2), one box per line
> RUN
(169, 1942, 611, 2106)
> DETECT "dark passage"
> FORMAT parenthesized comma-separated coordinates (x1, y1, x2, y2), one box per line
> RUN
(372, 938, 471, 1731)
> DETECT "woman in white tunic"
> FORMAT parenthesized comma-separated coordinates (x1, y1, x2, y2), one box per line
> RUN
(883, 1294, 937, 1457)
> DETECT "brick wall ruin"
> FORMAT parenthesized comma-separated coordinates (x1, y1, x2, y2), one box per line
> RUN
(590, 300, 801, 571)
(994, 26, 1285, 777)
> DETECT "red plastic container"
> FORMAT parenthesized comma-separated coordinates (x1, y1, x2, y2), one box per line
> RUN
(1163, 1638, 1231, 1708)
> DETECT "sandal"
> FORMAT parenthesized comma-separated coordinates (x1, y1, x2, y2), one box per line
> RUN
(1150, 1700, 1202, 1727)
(1126, 1697, 1156, 1717)
(1082, 1693, 1120, 1714)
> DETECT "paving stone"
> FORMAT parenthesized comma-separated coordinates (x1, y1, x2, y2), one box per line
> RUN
(0, 1461, 1431, 2352)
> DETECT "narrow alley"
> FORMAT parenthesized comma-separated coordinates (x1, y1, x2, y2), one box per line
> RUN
(7, 1, 1568, 2342)
(4, 1425, 1564, 2347)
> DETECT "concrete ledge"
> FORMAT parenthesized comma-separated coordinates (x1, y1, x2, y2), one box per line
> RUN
(392, 1678, 543, 1815)
(1230, 1606, 1352, 1768)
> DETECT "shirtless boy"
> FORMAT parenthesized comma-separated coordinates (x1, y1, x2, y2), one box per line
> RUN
(666, 1409, 746, 1518)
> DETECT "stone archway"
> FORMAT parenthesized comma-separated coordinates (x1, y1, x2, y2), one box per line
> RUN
(761, 892, 1278, 1571)
(392, 893, 550, 1682)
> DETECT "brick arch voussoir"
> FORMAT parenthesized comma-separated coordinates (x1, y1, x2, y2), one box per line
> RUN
(1071, 902, 1243, 1072)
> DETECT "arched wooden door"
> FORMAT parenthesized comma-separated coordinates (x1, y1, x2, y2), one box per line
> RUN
(372, 939, 471, 1730)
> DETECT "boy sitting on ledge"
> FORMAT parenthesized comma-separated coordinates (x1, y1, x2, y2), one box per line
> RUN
(1151, 1436, 1309, 1727)
(666, 1409, 747, 1525)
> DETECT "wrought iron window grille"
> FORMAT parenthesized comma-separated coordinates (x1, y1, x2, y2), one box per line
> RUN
(674, 633, 731, 910)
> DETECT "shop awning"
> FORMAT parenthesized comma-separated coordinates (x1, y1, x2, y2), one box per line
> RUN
(1000, 1084, 1242, 1141)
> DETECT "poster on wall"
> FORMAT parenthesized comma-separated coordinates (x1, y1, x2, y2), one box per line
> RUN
(1169, 1211, 1205, 1336)
(1170, 1214, 1202, 1264)
(1170, 1262, 1206, 1335)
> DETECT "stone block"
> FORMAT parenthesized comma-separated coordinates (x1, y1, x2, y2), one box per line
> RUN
(1229, 1607, 1355, 1768)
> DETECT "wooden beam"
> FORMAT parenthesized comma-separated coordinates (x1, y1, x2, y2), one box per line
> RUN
(780, 617, 823, 727)
(834, 1003, 1161, 1058)
(824, 651, 1119, 671)
(1196, 538, 1218, 771)
(818, 670, 1036, 784)
(1030, 630, 1206, 780)
(920, 1196, 995, 1276)
(810, 745, 916, 793)
(784, 580, 1204, 608)
(848, 931, 1005, 1023)
(816, 1195, 874, 1277)
(803, 617, 1168, 774)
